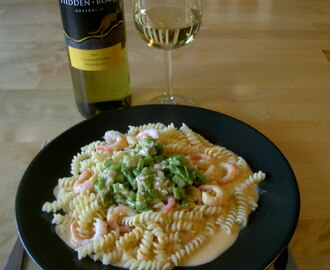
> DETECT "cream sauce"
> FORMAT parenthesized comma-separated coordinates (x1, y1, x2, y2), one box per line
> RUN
(182, 229, 238, 266)
(55, 224, 77, 249)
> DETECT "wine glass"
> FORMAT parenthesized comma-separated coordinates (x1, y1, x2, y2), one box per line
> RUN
(133, 0, 202, 105)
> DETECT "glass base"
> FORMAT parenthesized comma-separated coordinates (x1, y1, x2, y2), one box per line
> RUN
(148, 94, 196, 106)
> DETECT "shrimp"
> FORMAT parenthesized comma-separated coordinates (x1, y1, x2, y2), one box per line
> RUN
(70, 219, 82, 247)
(73, 169, 95, 194)
(203, 165, 219, 181)
(70, 218, 107, 247)
(136, 128, 159, 140)
(107, 205, 136, 232)
(216, 162, 239, 185)
(189, 153, 209, 161)
(80, 218, 108, 246)
(162, 195, 176, 213)
(96, 131, 127, 152)
(190, 154, 239, 184)
(189, 153, 213, 171)
(199, 185, 224, 206)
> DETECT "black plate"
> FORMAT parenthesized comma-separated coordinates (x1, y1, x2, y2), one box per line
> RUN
(16, 105, 300, 270)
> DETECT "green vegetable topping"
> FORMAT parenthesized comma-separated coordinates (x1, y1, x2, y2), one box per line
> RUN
(96, 137, 209, 212)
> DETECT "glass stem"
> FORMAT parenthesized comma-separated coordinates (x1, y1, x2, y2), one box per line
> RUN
(164, 49, 173, 99)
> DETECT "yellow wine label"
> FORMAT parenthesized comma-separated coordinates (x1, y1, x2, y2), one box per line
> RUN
(68, 43, 123, 71)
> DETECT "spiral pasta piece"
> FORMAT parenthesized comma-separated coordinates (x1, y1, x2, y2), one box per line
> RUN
(124, 257, 171, 270)
(163, 142, 199, 155)
(91, 250, 122, 265)
(116, 226, 144, 250)
(167, 232, 181, 243)
(71, 152, 91, 176)
(51, 213, 74, 226)
(57, 176, 76, 191)
(42, 192, 75, 213)
(147, 223, 168, 242)
(80, 141, 101, 154)
(237, 156, 249, 170)
(122, 211, 165, 226)
(164, 220, 194, 232)
(203, 146, 237, 162)
(180, 123, 212, 149)
(77, 230, 120, 259)
(238, 171, 266, 191)
(235, 189, 251, 226)
(204, 217, 218, 234)
(169, 209, 203, 222)
(222, 205, 238, 233)
(193, 205, 222, 216)
(170, 235, 206, 266)
(137, 231, 154, 261)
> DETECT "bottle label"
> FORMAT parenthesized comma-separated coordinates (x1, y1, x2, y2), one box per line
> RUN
(59, 0, 126, 70)
(68, 43, 122, 71)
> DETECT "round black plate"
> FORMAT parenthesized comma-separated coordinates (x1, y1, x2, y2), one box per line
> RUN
(16, 105, 300, 270)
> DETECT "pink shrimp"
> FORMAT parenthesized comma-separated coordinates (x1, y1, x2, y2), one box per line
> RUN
(190, 153, 239, 185)
(136, 128, 159, 140)
(162, 195, 176, 213)
(96, 131, 127, 152)
(73, 169, 95, 194)
(199, 185, 224, 206)
(70, 218, 107, 247)
(80, 218, 108, 246)
(70, 219, 82, 247)
(188, 153, 213, 171)
(216, 162, 239, 184)
(118, 226, 132, 233)
(107, 205, 136, 232)
(203, 165, 219, 182)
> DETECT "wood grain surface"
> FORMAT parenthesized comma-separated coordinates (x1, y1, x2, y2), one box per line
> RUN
(0, 0, 329, 269)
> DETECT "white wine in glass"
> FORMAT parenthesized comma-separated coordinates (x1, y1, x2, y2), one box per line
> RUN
(133, 0, 202, 105)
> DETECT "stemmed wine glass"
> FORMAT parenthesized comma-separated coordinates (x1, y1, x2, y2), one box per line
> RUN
(133, 0, 202, 105)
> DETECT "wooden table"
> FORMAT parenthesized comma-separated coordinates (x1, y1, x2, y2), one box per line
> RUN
(1, 0, 329, 269)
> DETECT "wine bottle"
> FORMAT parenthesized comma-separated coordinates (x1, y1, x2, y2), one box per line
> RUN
(58, 0, 131, 118)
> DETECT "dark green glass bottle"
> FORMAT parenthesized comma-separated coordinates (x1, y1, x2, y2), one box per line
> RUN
(58, 0, 131, 118)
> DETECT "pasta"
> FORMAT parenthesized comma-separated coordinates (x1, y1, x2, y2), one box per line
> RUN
(42, 123, 266, 269)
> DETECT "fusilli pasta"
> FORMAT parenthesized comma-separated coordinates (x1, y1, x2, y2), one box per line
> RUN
(41, 123, 266, 269)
